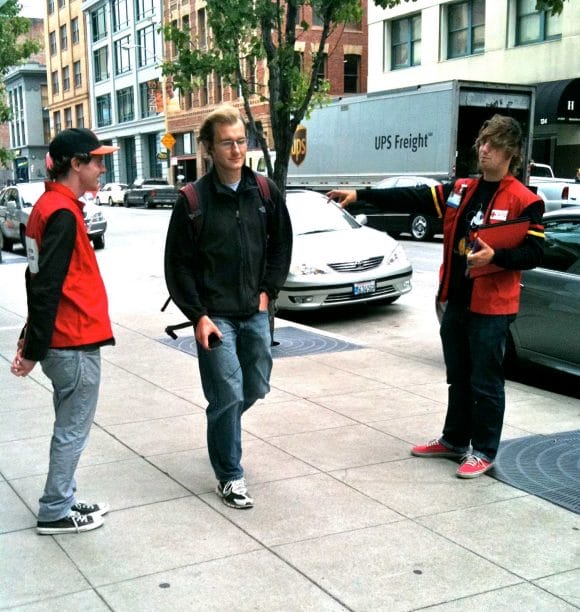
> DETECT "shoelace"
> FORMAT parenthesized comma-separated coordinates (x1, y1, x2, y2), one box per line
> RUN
(69, 511, 91, 525)
(72, 502, 96, 513)
(228, 478, 248, 496)
(462, 455, 484, 467)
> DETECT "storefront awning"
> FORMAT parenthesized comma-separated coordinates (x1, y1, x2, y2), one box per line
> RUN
(535, 78, 580, 125)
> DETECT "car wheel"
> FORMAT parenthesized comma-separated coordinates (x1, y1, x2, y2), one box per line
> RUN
(95, 197, 101, 206)
(93, 235, 105, 250)
(108, 197, 114, 206)
(145, 196, 156, 209)
(20, 226, 27, 250)
(410, 213, 433, 241)
(123, 196, 130, 208)
(3, 236, 13, 252)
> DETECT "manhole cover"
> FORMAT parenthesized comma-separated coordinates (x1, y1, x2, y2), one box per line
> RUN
(158, 325, 362, 359)
(492, 430, 580, 514)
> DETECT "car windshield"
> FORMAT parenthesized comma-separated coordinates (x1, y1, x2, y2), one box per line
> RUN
(286, 192, 360, 235)
(19, 183, 46, 207)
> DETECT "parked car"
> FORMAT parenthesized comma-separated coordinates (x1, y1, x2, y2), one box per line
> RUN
(348, 175, 444, 242)
(123, 178, 178, 208)
(528, 162, 580, 212)
(0, 182, 46, 250)
(506, 206, 580, 376)
(95, 182, 127, 206)
(277, 189, 413, 311)
(0, 183, 107, 250)
(435, 206, 580, 377)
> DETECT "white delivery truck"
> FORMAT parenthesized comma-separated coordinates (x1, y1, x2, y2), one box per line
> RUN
(285, 80, 536, 191)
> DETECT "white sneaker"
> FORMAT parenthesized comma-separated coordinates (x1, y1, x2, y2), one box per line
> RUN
(216, 478, 254, 509)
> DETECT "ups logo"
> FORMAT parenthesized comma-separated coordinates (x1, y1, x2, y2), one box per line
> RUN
(291, 125, 307, 166)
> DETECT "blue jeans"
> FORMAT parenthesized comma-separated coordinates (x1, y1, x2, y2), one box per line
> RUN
(439, 302, 515, 462)
(197, 311, 272, 482)
(39, 348, 101, 522)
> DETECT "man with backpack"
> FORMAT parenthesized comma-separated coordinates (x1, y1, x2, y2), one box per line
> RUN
(164, 105, 292, 508)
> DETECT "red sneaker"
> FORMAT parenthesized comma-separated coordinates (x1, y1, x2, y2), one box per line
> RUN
(457, 455, 493, 478)
(411, 439, 465, 459)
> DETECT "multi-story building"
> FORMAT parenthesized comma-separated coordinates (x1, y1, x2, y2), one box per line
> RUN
(44, 0, 93, 162)
(81, 0, 167, 184)
(3, 18, 48, 184)
(368, 0, 579, 177)
(163, 0, 368, 183)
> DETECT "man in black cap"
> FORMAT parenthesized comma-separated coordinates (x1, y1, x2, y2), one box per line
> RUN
(11, 128, 118, 534)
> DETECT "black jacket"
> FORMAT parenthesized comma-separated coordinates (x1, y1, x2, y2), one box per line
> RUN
(164, 166, 292, 324)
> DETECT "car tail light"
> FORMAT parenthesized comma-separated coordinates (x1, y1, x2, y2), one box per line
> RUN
(151, 190, 157, 197)
(562, 186, 569, 200)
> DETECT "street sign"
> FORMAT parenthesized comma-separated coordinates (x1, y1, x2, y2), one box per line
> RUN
(161, 133, 176, 149)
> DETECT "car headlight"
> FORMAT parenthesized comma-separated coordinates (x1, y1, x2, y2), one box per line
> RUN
(90, 212, 104, 222)
(289, 262, 327, 276)
(386, 244, 407, 266)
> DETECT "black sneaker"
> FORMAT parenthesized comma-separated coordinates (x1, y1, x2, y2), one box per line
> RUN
(37, 510, 104, 535)
(71, 501, 110, 516)
(216, 478, 254, 509)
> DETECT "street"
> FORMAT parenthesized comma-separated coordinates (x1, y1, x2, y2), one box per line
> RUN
(2, 203, 578, 397)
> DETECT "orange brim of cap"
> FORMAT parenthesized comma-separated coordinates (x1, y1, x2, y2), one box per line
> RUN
(90, 145, 120, 155)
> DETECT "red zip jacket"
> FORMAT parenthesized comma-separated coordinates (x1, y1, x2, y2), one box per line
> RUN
(23, 182, 113, 359)
(439, 176, 544, 315)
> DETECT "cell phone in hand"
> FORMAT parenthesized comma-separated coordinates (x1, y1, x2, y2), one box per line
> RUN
(208, 333, 222, 349)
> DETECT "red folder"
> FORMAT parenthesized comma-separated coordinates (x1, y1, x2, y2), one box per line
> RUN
(468, 218, 530, 278)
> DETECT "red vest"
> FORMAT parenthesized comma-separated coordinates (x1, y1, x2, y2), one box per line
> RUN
(439, 176, 540, 315)
(25, 182, 113, 348)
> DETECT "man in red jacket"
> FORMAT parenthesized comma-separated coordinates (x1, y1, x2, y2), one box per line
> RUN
(11, 128, 118, 533)
(328, 115, 544, 478)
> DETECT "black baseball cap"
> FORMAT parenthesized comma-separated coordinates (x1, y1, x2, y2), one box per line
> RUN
(49, 128, 119, 161)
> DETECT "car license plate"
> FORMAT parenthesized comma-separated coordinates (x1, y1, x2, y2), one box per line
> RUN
(353, 280, 376, 295)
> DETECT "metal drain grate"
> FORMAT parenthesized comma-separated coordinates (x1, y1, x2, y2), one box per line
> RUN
(157, 325, 362, 359)
(492, 429, 580, 514)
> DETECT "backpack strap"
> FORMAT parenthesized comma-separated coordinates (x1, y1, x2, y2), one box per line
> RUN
(179, 182, 204, 240)
(180, 172, 271, 241)
(255, 173, 271, 201)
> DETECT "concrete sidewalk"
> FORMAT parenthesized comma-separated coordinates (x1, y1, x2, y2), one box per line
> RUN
(1, 288, 579, 610)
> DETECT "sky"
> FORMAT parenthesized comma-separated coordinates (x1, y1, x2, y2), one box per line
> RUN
(19, 0, 43, 19)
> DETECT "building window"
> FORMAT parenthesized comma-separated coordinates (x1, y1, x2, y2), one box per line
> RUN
(51, 70, 59, 95)
(197, 8, 207, 47)
(315, 53, 327, 86)
(343, 54, 360, 93)
(390, 14, 421, 69)
(62, 66, 70, 91)
(75, 103, 84, 128)
(64, 107, 72, 129)
(43, 118, 51, 144)
(114, 36, 132, 75)
(137, 25, 157, 66)
(71, 17, 79, 44)
(53, 110, 61, 134)
(49, 31, 57, 55)
(112, 0, 129, 31)
(73, 60, 82, 87)
(447, 0, 485, 58)
(58, 0, 65, 7)
(200, 76, 209, 105)
(516, 0, 561, 45)
(47, 0, 54, 14)
(93, 47, 109, 82)
(214, 72, 222, 103)
(96, 94, 111, 127)
(60, 24, 68, 50)
(117, 87, 134, 122)
(312, 8, 324, 27)
(140, 80, 161, 118)
(92, 6, 108, 42)
(135, 0, 154, 21)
